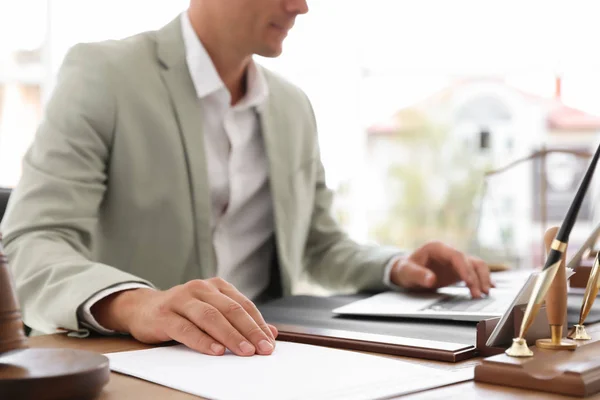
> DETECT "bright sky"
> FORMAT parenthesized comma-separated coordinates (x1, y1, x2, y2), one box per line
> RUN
(1, 0, 600, 187)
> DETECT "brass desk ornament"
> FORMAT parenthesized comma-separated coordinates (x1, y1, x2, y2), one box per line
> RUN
(535, 227, 576, 350)
(568, 251, 600, 340)
(0, 235, 110, 399)
(506, 140, 600, 357)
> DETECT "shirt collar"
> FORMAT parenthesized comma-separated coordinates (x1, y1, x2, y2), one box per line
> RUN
(180, 12, 269, 108)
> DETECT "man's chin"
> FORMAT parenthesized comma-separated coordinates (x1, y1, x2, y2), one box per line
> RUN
(255, 44, 284, 58)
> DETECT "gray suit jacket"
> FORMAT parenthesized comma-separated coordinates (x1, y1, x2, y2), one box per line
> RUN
(0, 17, 399, 334)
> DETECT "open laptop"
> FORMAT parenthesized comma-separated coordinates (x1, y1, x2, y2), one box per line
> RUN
(332, 267, 580, 322)
(332, 223, 596, 323)
(331, 280, 531, 322)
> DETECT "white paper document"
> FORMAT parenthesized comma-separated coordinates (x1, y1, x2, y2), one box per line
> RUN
(106, 341, 473, 400)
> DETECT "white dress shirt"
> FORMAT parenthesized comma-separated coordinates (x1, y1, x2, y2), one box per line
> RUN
(79, 12, 400, 334)
(180, 12, 274, 299)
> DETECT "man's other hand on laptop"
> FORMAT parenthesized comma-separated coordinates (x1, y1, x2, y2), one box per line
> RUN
(390, 241, 494, 299)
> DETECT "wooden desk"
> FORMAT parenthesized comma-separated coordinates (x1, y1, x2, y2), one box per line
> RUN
(26, 334, 600, 399)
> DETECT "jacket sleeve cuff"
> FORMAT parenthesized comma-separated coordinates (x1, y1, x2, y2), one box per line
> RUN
(383, 254, 406, 290)
(78, 282, 154, 335)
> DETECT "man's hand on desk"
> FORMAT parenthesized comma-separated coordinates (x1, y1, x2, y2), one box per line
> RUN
(90, 277, 278, 357)
(390, 241, 494, 298)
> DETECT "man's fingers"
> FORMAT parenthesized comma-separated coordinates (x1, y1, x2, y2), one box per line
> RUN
(471, 257, 492, 295)
(195, 292, 274, 355)
(178, 299, 257, 357)
(458, 254, 482, 298)
(165, 314, 225, 356)
(268, 324, 278, 339)
(394, 260, 436, 289)
(219, 285, 276, 344)
(430, 243, 482, 298)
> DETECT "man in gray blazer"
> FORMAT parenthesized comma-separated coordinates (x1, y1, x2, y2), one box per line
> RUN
(1, 0, 491, 357)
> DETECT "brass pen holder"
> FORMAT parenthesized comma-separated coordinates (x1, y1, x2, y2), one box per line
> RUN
(536, 325, 577, 350)
(506, 337, 533, 357)
(568, 252, 600, 341)
(569, 324, 591, 340)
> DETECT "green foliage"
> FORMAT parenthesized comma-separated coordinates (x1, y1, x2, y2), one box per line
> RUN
(371, 109, 488, 251)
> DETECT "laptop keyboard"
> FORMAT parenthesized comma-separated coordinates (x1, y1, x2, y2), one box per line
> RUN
(425, 295, 508, 313)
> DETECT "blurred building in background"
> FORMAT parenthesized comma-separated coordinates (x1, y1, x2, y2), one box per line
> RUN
(365, 77, 600, 268)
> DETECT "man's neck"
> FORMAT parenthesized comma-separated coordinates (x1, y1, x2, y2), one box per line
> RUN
(188, 10, 251, 105)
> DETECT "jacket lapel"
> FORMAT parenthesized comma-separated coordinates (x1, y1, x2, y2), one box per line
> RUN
(155, 17, 216, 278)
(258, 91, 292, 294)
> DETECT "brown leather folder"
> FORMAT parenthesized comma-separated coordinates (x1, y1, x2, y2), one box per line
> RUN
(275, 323, 476, 362)
(259, 295, 477, 362)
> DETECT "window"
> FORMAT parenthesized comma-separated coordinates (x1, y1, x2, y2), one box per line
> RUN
(0, 1, 47, 187)
(0, 1, 189, 188)
(479, 128, 491, 150)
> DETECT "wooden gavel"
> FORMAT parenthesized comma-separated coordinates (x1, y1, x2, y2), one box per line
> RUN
(0, 234, 110, 399)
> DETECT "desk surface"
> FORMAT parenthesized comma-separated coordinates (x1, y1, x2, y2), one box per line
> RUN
(27, 334, 600, 400)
